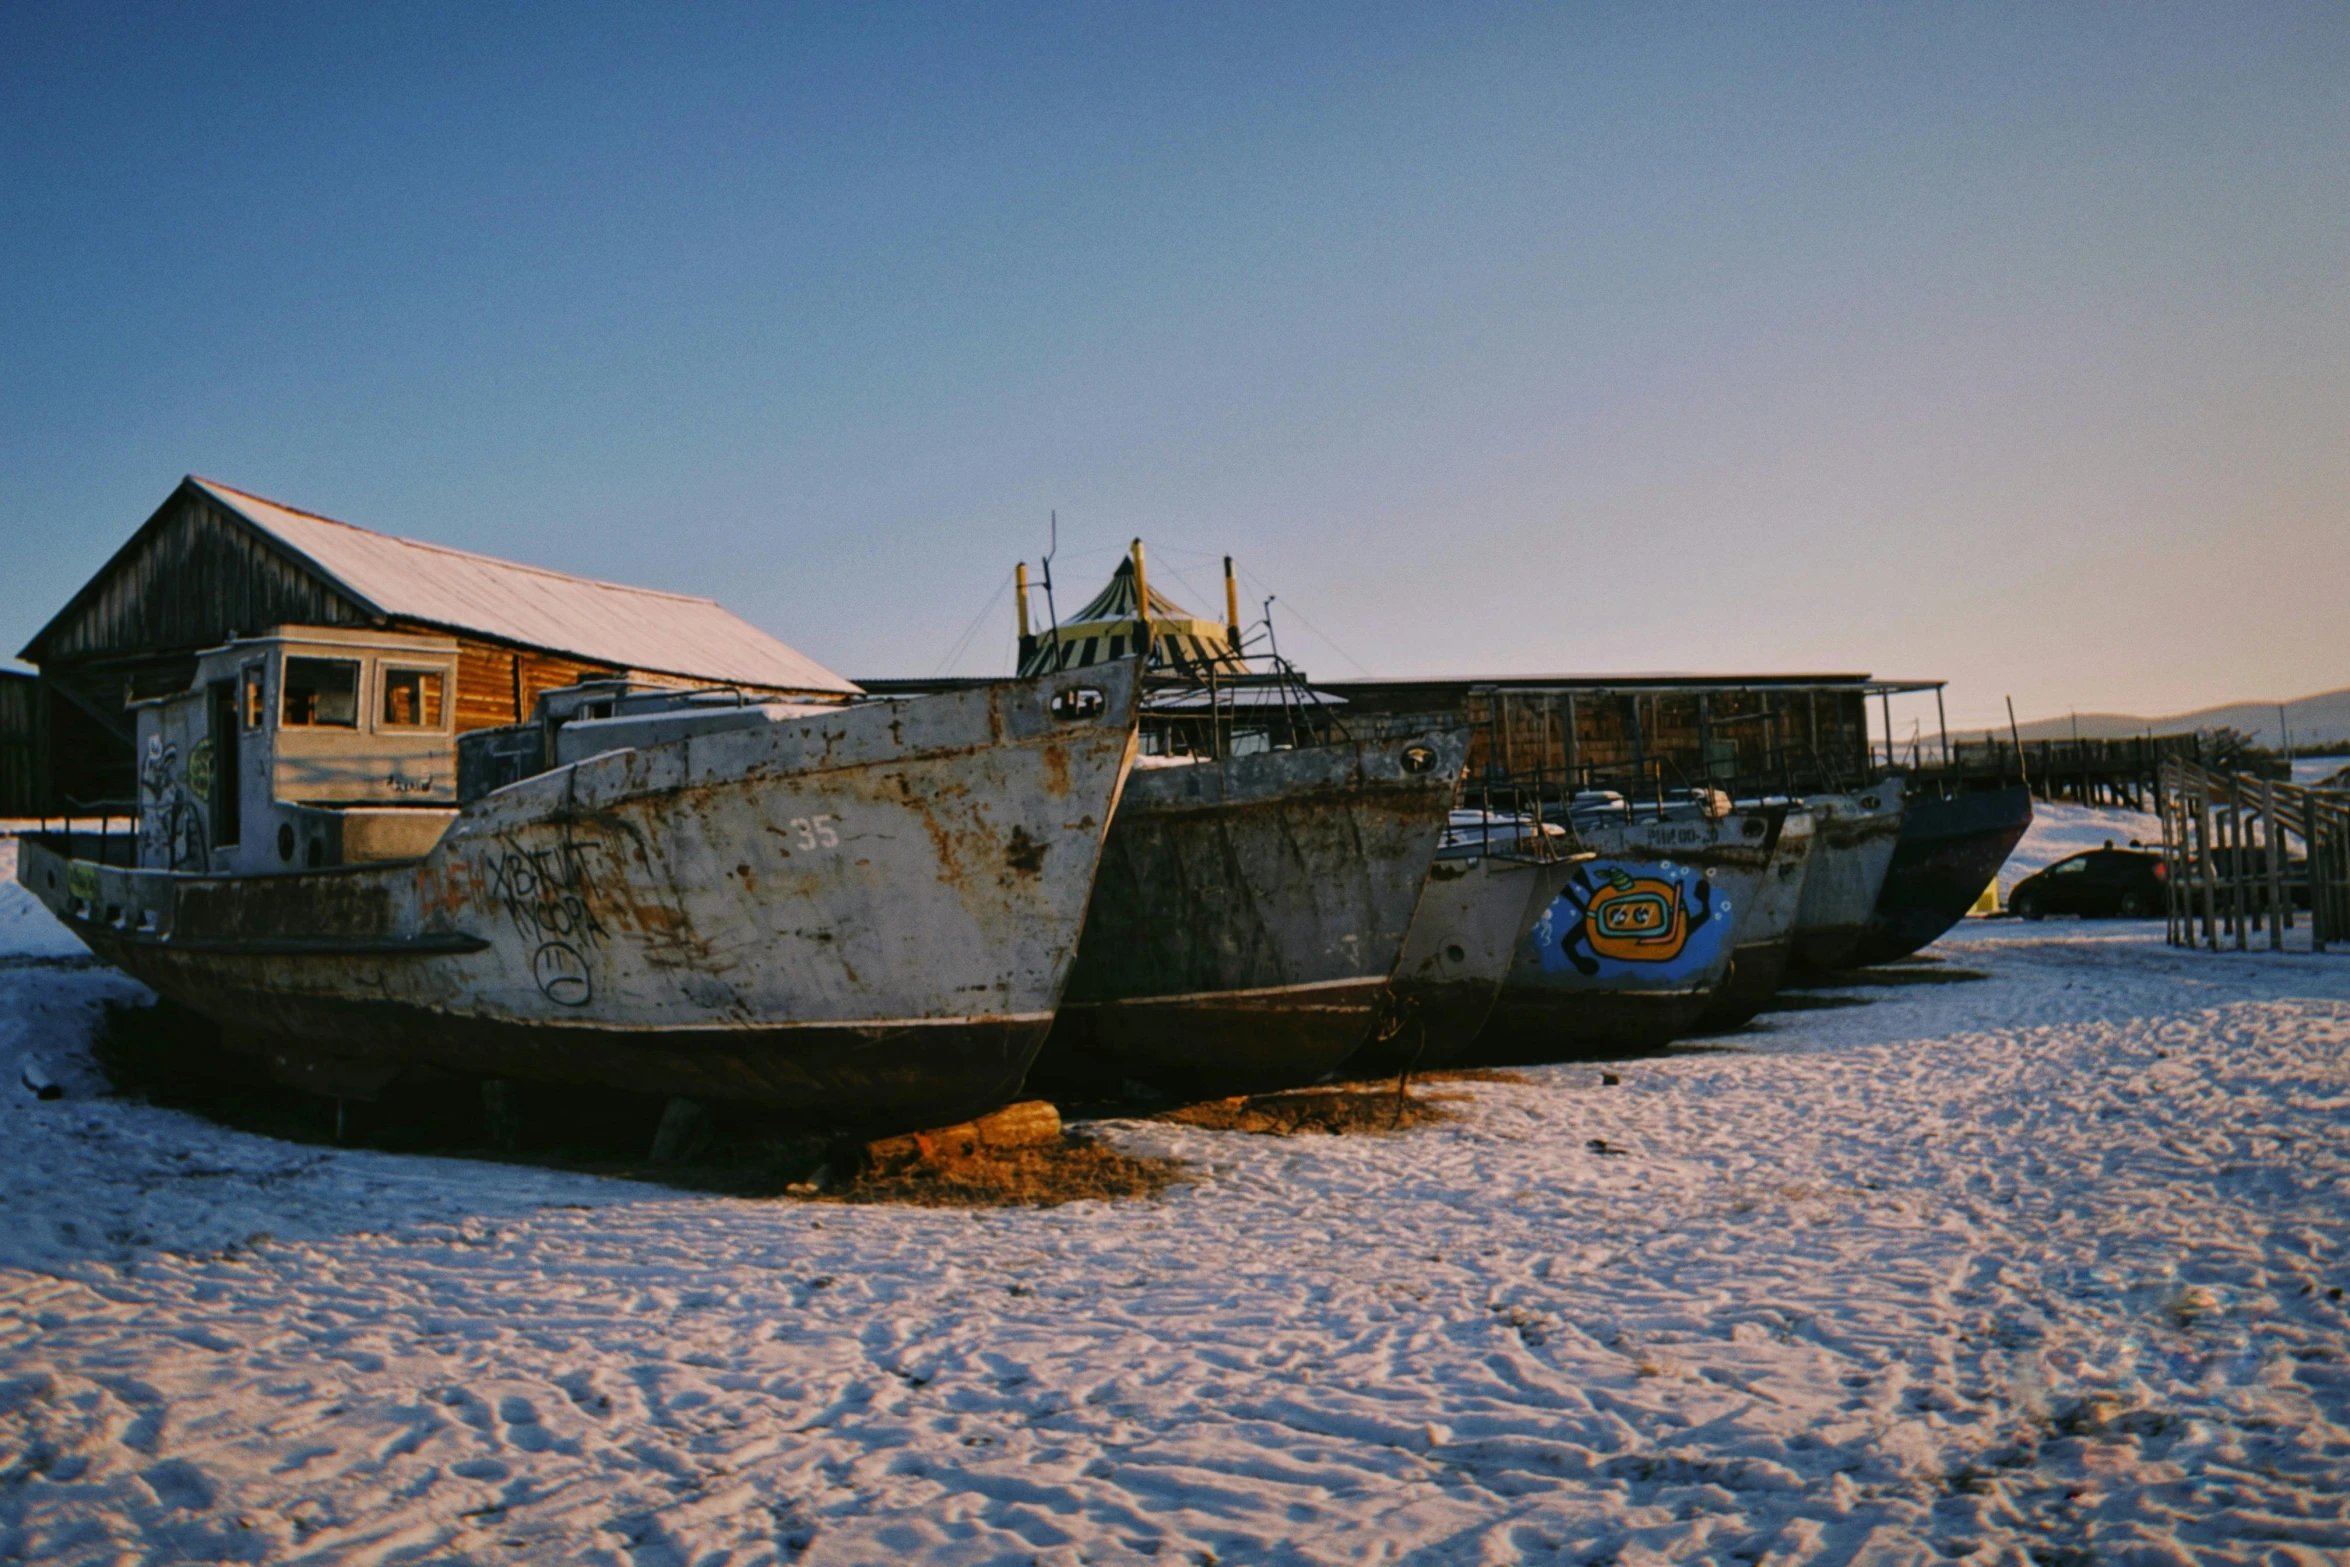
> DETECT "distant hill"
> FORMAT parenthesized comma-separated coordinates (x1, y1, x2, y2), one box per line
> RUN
(2008, 688, 2350, 750)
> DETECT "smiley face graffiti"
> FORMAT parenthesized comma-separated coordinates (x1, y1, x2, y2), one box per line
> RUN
(1583, 869, 1691, 961)
(1531, 859, 1733, 980)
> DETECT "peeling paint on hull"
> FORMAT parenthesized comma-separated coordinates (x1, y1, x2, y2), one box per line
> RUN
(1696, 806, 1817, 1031)
(1354, 855, 1571, 1075)
(19, 666, 1141, 1130)
(1036, 730, 1470, 1096)
(1788, 780, 1906, 974)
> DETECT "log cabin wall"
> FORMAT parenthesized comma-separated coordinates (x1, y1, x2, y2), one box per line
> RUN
(0, 672, 38, 815)
(450, 637, 619, 731)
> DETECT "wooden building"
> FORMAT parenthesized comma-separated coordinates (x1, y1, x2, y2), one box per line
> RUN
(16, 476, 857, 810)
(1322, 674, 1896, 797)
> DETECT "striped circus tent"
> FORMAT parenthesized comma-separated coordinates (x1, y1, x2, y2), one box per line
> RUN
(1018, 549, 1246, 678)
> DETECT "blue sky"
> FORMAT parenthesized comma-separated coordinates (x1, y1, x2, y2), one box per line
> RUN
(3, 3, 2344, 730)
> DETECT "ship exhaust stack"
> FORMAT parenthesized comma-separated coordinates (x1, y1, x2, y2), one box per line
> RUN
(1130, 539, 1152, 663)
(1015, 561, 1034, 667)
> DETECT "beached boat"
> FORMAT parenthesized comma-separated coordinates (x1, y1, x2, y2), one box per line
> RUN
(1350, 810, 1580, 1075)
(20, 627, 1143, 1130)
(1787, 779, 1906, 973)
(1847, 783, 2033, 966)
(1038, 727, 1472, 1095)
(1692, 804, 1816, 1031)
(1478, 797, 1778, 1057)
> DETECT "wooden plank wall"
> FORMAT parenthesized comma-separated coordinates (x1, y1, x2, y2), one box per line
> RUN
(450, 637, 618, 732)
(28, 488, 374, 665)
(0, 673, 37, 815)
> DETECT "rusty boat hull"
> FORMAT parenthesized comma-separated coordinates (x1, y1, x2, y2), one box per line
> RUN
(1035, 729, 1470, 1097)
(1351, 818, 1574, 1075)
(20, 666, 1142, 1131)
(1694, 806, 1817, 1032)
(1476, 808, 1777, 1059)
(1787, 779, 1906, 974)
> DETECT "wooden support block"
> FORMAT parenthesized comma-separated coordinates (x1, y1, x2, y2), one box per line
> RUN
(864, 1100, 1062, 1171)
(974, 1099, 1063, 1149)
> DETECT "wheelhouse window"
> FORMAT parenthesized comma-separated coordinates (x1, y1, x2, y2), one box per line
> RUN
(281, 657, 360, 728)
(381, 668, 447, 729)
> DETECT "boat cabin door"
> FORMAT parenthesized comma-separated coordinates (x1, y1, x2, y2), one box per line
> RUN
(207, 677, 241, 854)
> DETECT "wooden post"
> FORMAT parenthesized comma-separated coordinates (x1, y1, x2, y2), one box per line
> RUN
(2199, 790, 2220, 951)
(2164, 767, 2183, 946)
(2315, 799, 2333, 953)
(2264, 778, 2287, 949)
(1559, 691, 1577, 791)
(2227, 780, 2248, 950)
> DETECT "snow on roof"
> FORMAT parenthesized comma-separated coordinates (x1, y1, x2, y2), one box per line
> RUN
(191, 478, 859, 694)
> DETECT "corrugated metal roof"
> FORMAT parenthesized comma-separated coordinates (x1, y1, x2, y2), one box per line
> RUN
(190, 478, 859, 694)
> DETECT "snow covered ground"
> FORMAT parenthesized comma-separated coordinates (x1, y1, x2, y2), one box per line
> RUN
(6, 838, 2350, 1564)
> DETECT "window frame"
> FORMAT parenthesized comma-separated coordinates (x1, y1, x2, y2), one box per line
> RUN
(377, 664, 452, 733)
(279, 654, 364, 730)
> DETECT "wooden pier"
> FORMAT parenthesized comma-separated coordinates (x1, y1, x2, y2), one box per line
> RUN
(2158, 759, 2350, 953)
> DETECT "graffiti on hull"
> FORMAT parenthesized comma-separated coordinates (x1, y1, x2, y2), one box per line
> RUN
(139, 735, 209, 872)
(1530, 859, 1733, 981)
(486, 834, 610, 1007)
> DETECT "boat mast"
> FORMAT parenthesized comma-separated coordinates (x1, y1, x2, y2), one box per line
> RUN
(1130, 539, 1152, 666)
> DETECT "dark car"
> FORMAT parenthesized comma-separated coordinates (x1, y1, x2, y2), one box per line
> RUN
(2009, 843, 2164, 919)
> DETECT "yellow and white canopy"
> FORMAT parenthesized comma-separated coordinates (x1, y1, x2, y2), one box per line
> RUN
(1018, 548, 1245, 678)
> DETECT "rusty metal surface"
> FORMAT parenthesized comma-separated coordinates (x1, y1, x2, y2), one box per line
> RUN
(1039, 728, 1470, 1095)
(1354, 848, 1571, 1075)
(1789, 777, 1906, 972)
(1695, 806, 1816, 1031)
(1479, 809, 1777, 1057)
(20, 663, 1141, 1128)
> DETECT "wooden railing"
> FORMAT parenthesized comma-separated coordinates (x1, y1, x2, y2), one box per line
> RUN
(2158, 760, 2350, 952)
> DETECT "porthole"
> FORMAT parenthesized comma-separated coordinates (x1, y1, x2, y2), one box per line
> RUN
(1049, 686, 1107, 722)
(1401, 745, 1437, 775)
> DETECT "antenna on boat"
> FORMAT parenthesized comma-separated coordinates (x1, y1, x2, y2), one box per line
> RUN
(1038, 511, 1064, 672)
